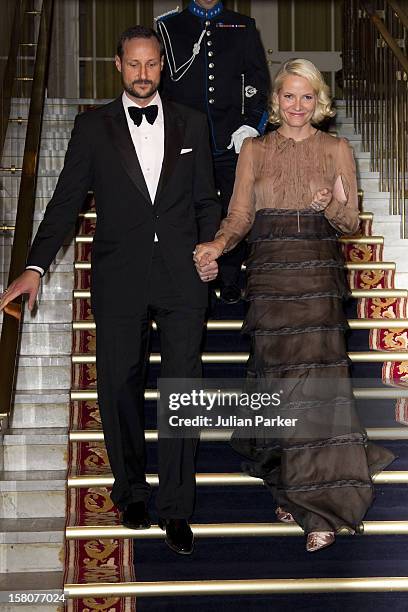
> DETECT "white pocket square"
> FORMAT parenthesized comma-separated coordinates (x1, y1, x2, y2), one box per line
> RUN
(181, 148, 193, 154)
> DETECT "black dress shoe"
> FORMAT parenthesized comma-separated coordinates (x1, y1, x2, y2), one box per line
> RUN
(121, 501, 151, 530)
(158, 518, 194, 555)
(219, 284, 241, 304)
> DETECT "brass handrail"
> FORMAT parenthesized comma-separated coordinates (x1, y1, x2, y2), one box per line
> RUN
(362, 2, 408, 73)
(0, 0, 28, 158)
(387, 0, 408, 29)
(343, 0, 408, 238)
(0, 0, 55, 419)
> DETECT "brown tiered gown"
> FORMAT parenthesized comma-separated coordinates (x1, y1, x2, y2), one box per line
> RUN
(216, 130, 395, 534)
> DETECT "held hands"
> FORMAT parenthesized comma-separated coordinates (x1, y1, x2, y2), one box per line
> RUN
(310, 188, 332, 212)
(193, 240, 224, 283)
(0, 270, 41, 314)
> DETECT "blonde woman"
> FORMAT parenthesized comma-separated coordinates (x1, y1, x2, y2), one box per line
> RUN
(194, 59, 394, 552)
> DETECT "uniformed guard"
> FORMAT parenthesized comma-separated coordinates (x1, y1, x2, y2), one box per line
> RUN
(157, 0, 270, 303)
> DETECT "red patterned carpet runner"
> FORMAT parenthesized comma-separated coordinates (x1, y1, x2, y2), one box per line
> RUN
(347, 212, 408, 422)
(64, 201, 137, 611)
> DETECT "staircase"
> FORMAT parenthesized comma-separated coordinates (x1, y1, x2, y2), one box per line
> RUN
(1, 98, 408, 611)
(0, 98, 83, 608)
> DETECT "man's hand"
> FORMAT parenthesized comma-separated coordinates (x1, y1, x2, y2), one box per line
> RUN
(0, 270, 41, 313)
(310, 188, 332, 212)
(195, 259, 218, 283)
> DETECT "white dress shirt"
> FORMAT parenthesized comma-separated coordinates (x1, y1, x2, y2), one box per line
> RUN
(27, 90, 165, 276)
(122, 90, 164, 204)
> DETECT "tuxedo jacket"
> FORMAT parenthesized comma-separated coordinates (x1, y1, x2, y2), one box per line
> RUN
(27, 97, 221, 317)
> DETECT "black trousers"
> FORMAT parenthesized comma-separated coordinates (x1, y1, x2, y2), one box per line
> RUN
(214, 149, 247, 287)
(95, 244, 205, 518)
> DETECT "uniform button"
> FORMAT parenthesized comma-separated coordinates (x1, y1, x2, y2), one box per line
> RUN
(209, 99, 215, 104)
(209, 86, 215, 92)
(207, 40, 212, 46)
(155, 215, 159, 219)
(209, 62, 214, 68)
(208, 74, 215, 80)
(205, 20, 210, 25)
(208, 50, 213, 56)
(206, 30, 211, 36)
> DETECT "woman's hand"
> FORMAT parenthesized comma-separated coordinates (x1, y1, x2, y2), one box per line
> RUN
(310, 188, 332, 211)
(193, 240, 224, 267)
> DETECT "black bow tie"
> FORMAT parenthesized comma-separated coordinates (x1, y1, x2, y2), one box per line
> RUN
(128, 105, 158, 127)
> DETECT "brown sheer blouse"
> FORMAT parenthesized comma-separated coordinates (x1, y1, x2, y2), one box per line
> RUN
(215, 130, 360, 252)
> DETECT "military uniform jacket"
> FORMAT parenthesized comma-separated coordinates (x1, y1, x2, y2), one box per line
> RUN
(158, 1, 270, 154)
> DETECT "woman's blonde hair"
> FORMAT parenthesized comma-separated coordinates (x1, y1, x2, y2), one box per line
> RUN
(269, 58, 336, 125)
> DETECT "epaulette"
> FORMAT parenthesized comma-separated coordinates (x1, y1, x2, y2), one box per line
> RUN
(155, 6, 180, 22)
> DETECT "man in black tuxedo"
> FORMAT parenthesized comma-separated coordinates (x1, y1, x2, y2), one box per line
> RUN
(0, 26, 220, 555)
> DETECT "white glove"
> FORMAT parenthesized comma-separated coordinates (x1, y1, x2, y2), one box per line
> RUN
(227, 125, 259, 154)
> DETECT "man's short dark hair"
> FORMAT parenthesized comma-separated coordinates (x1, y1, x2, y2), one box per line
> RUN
(117, 25, 164, 59)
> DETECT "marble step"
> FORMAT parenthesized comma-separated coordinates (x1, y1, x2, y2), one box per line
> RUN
(1, 156, 66, 173)
(19, 323, 72, 356)
(1, 240, 75, 267)
(0, 176, 58, 198)
(335, 113, 360, 124)
(7, 112, 76, 123)
(336, 122, 362, 136)
(0, 302, 73, 331)
(354, 156, 372, 173)
(395, 272, 408, 289)
(10, 96, 111, 107)
(357, 172, 384, 192)
(1, 197, 60, 220)
(1, 263, 74, 279)
(18, 300, 73, 324)
(0, 259, 72, 281)
(0, 570, 63, 611)
(335, 131, 362, 142)
(336, 123, 389, 138)
(5, 126, 72, 140)
(372, 215, 404, 241)
(35, 272, 74, 299)
(11, 391, 70, 430)
(383, 245, 408, 272)
(0, 249, 75, 282)
(362, 196, 391, 215)
(0, 518, 64, 574)
(2, 138, 70, 157)
(0, 470, 66, 518)
(15, 357, 71, 391)
(10, 98, 80, 116)
(2, 429, 68, 472)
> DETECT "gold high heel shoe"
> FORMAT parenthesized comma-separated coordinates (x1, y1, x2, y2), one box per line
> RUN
(306, 531, 335, 552)
(275, 506, 296, 523)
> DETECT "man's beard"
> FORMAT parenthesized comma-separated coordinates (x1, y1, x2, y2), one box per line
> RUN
(123, 79, 158, 100)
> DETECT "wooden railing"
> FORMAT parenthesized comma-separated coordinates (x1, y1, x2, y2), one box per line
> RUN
(343, 0, 408, 237)
(0, 0, 54, 422)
